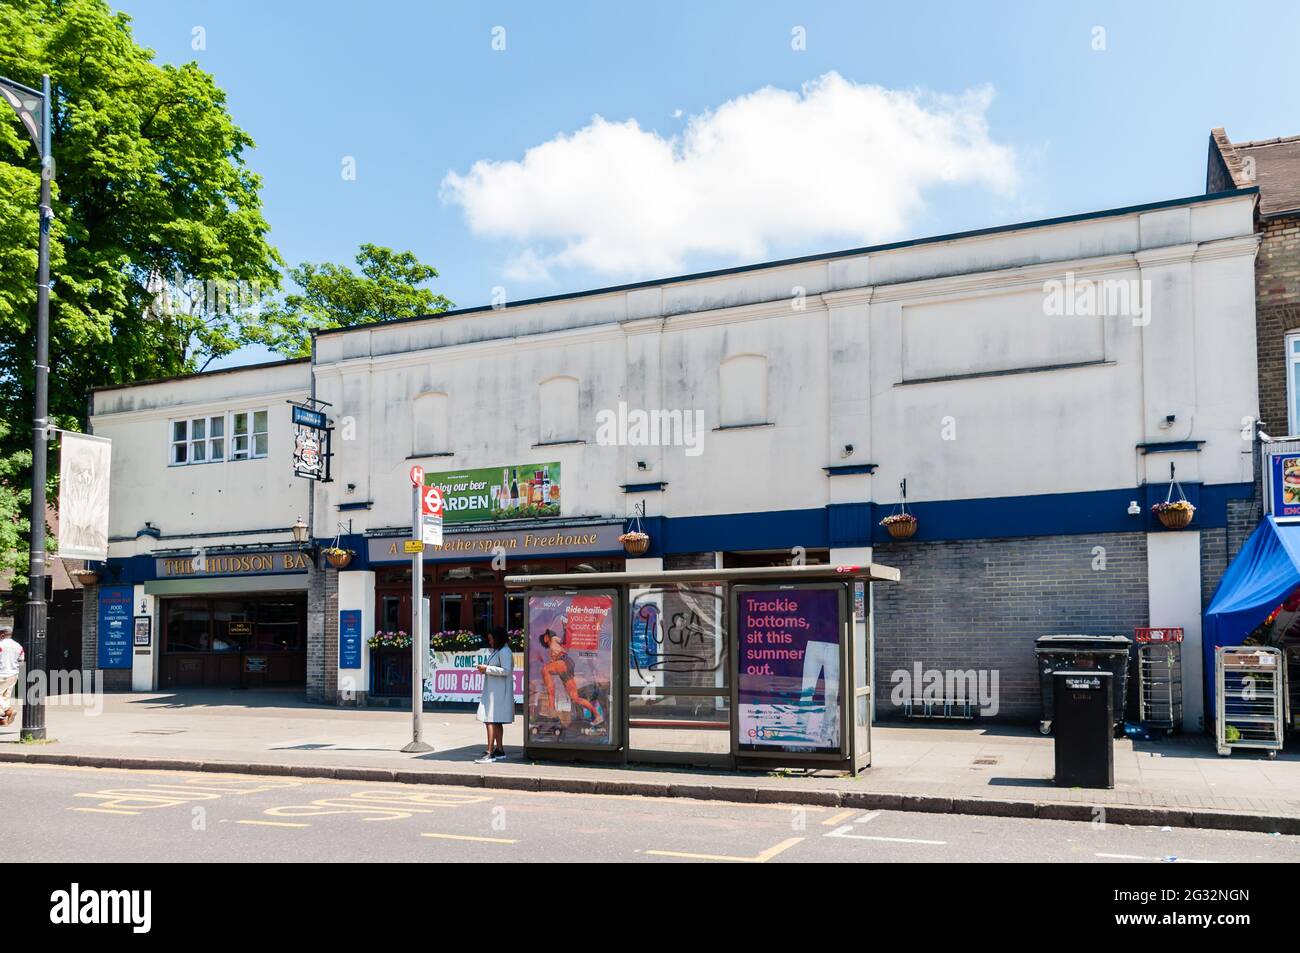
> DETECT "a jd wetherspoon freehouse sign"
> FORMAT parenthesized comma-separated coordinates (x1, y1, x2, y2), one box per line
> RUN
(425, 462, 561, 523)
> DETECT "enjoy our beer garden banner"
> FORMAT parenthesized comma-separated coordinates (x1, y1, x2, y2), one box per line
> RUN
(426, 462, 561, 523)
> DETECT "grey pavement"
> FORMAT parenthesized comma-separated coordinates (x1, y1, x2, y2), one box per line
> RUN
(4, 689, 1300, 832)
(2, 761, 1297, 863)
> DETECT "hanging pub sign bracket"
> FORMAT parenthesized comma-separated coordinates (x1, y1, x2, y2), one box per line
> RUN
(288, 399, 333, 483)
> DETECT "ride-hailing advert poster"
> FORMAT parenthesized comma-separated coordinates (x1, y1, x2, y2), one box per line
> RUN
(737, 587, 842, 754)
(527, 592, 614, 746)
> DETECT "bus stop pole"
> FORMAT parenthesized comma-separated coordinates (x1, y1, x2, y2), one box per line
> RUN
(403, 483, 433, 753)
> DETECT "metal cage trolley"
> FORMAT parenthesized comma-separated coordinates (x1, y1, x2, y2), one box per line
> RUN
(1135, 627, 1182, 734)
(1215, 646, 1285, 758)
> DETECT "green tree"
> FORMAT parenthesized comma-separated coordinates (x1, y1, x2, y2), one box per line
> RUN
(0, 0, 284, 584)
(0, 419, 33, 591)
(251, 244, 454, 358)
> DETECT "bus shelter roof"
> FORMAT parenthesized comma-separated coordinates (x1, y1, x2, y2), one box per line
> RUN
(504, 562, 900, 588)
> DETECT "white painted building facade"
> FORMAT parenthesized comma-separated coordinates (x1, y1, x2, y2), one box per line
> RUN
(88, 188, 1261, 729)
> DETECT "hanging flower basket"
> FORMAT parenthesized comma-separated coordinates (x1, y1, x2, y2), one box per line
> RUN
(1153, 472, 1194, 529)
(1152, 500, 1194, 530)
(619, 531, 650, 555)
(71, 568, 100, 587)
(621, 502, 650, 554)
(881, 513, 918, 540)
(323, 547, 354, 569)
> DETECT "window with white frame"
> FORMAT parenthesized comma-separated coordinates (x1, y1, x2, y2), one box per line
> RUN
(170, 415, 225, 465)
(171, 410, 266, 465)
(231, 410, 269, 460)
(1288, 332, 1300, 434)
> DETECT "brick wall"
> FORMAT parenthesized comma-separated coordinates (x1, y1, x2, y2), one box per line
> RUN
(324, 568, 340, 705)
(1255, 215, 1300, 433)
(305, 564, 341, 704)
(1201, 499, 1264, 610)
(306, 564, 328, 702)
(872, 532, 1149, 723)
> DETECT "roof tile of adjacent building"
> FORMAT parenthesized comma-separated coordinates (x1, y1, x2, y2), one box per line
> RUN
(1208, 128, 1300, 217)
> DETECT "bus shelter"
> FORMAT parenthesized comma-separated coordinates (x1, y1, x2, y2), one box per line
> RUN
(504, 562, 900, 775)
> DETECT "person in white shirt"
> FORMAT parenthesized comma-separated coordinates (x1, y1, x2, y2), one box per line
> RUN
(0, 626, 24, 727)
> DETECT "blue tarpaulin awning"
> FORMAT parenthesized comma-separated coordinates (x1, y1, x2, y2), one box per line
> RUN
(1203, 516, 1300, 710)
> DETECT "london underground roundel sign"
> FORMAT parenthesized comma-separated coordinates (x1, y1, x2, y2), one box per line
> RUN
(422, 485, 444, 517)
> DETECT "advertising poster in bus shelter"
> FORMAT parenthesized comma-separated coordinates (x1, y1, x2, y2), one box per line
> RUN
(737, 587, 842, 754)
(527, 592, 614, 746)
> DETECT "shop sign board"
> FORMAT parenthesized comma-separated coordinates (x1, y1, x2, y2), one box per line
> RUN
(423, 649, 524, 703)
(292, 405, 327, 430)
(425, 462, 561, 524)
(367, 523, 623, 563)
(1268, 451, 1300, 522)
(736, 586, 844, 755)
(339, 609, 363, 670)
(97, 586, 133, 670)
(155, 550, 312, 578)
(525, 591, 616, 747)
(291, 402, 332, 482)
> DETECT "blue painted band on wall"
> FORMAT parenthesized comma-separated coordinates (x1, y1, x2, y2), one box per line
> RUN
(99, 482, 1255, 577)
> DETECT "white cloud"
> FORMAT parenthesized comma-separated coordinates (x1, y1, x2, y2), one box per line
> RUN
(441, 72, 1018, 279)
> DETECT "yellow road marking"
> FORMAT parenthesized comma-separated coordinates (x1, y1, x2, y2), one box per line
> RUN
(237, 820, 310, 828)
(644, 836, 804, 863)
(822, 809, 855, 827)
(70, 807, 140, 815)
(263, 789, 492, 822)
(6, 762, 836, 816)
(421, 832, 517, 844)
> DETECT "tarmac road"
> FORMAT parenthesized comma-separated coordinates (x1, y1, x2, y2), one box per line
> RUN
(4, 762, 1300, 863)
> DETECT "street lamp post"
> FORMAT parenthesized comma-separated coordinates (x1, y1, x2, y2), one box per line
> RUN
(1, 74, 53, 742)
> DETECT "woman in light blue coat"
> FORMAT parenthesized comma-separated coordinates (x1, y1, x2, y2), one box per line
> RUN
(474, 626, 514, 763)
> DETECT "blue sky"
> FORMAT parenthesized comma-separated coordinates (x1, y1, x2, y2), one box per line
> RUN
(113, 0, 1300, 367)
